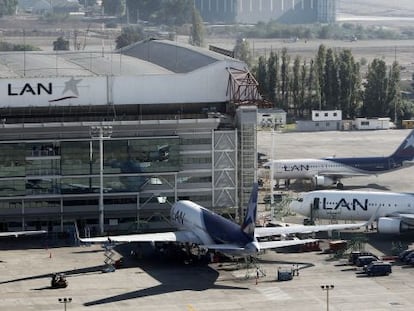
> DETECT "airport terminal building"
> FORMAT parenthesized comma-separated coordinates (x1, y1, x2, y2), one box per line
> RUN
(0, 39, 261, 233)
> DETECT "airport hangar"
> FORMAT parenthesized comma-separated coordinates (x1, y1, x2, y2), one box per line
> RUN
(0, 39, 262, 234)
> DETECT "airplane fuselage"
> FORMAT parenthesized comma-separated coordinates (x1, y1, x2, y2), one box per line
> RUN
(170, 200, 253, 253)
(260, 129, 414, 188)
(271, 156, 402, 180)
(292, 190, 414, 221)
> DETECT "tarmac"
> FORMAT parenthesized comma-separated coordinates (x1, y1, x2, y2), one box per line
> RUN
(0, 129, 413, 311)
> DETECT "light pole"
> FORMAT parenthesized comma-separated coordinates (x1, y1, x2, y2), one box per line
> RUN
(90, 125, 112, 234)
(321, 284, 334, 311)
(58, 297, 72, 311)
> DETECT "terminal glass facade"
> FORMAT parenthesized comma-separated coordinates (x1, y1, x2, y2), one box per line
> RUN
(0, 122, 239, 233)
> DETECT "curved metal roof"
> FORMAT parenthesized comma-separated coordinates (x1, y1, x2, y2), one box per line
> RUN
(0, 39, 238, 78)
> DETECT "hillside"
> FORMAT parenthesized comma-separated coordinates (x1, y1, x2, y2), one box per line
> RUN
(338, 0, 414, 17)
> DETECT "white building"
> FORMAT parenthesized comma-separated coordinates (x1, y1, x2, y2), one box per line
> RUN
(353, 117, 392, 130)
(296, 110, 342, 132)
(312, 110, 342, 121)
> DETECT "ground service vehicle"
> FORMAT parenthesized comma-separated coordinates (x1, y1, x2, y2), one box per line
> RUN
(356, 255, 379, 267)
(402, 252, 414, 264)
(365, 262, 392, 276)
(349, 251, 377, 265)
(399, 249, 414, 262)
(51, 273, 68, 288)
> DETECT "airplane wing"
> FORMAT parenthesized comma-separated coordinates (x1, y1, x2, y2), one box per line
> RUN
(397, 213, 414, 220)
(0, 230, 47, 238)
(200, 239, 319, 252)
(393, 213, 414, 225)
(258, 238, 318, 250)
(319, 171, 370, 178)
(255, 222, 365, 238)
(79, 230, 201, 244)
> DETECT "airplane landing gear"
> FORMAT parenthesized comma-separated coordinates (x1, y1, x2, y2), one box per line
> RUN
(336, 182, 344, 190)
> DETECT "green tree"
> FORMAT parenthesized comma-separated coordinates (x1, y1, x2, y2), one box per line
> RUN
(280, 48, 290, 111)
(291, 56, 301, 117)
(0, 41, 39, 51)
(307, 59, 321, 114)
(125, 0, 162, 23)
(323, 48, 339, 109)
(363, 58, 388, 117)
(315, 44, 326, 109)
(103, 0, 124, 16)
(337, 49, 361, 118)
(399, 99, 414, 125)
(0, 0, 17, 17)
(255, 56, 268, 99)
(233, 38, 252, 68)
(189, 7, 205, 47)
(53, 36, 69, 51)
(267, 51, 278, 104)
(299, 59, 307, 117)
(79, 0, 96, 7)
(387, 61, 401, 123)
(160, 0, 193, 26)
(115, 25, 144, 49)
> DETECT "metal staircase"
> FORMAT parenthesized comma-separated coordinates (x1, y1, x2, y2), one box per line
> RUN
(103, 243, 116, 272)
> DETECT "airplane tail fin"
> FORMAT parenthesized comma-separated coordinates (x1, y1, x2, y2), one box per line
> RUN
(240, 182, 259, 240)
(390, 129, 414, 160)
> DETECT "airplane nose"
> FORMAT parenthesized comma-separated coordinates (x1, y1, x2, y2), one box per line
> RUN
(246, 241, 260, 254)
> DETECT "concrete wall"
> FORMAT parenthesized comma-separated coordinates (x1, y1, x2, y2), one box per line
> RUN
(296, 120, 342, 131)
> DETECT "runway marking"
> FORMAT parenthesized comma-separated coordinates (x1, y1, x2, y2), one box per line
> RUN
(187, 304, 196, 311)
(257, 287, 291, 301)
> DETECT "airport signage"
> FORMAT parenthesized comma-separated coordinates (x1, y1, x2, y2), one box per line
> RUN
(321, 197, 368, 211)
(282, 164, 310, 171)
(8, 82, 52, 96)
(1, 76, 107, 107)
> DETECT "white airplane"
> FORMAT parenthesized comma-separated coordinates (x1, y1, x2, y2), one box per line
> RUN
(260, 129, 414, 189)
(0, 230, 47, 238)
(290, 190, 414, 234)
(79, 183, 369, 257)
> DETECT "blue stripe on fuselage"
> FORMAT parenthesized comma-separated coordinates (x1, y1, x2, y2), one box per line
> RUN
(201, 208, 252, 246)
(324, 155, 403, 173)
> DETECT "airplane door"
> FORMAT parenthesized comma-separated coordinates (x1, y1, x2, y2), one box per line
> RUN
(313, 198, 320, 209)
(388, 157, 398, 169)
(310, 197, 320, 220)
(275, 163, 283, 173)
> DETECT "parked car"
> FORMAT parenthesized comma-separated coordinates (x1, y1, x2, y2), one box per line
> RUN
(349, 251, 377, 265)
(398, 249, 414, 262)
(365, 261, 392, 276)
(402, 252, 414, 264)
(406, 255, 414, 265)
(356, 255, 379, 267)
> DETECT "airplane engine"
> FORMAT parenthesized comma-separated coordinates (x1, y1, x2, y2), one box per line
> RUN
(377, 217, 410, 234)
(312, 175, 334, 187)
